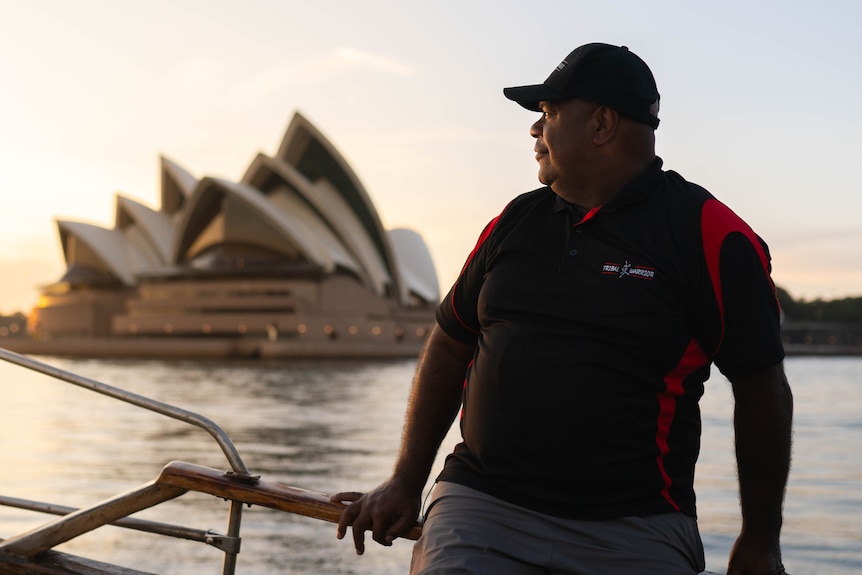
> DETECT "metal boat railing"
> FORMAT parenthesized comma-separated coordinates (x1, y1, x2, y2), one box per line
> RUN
(0, 347, 424, 574)
(0, 347, 256, 574)
(0, 347, 253, 479)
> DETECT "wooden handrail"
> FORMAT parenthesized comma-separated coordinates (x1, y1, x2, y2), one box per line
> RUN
(157, 461, 424, 541)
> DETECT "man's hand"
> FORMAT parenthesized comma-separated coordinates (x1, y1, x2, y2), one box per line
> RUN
(331, 478, 421, 555)
(330, 324, 470, 556)
(727, 531, 788, 575)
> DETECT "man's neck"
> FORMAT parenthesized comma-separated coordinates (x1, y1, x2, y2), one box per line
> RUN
(553, 155, 655, 209)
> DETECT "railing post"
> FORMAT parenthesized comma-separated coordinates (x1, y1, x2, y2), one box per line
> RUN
(221, 500, 244, 575)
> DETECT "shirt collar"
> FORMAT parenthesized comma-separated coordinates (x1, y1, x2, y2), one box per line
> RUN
(552, 156, 664, 216)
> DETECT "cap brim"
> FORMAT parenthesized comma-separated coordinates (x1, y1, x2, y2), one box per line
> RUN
(503, 84, 565, 112)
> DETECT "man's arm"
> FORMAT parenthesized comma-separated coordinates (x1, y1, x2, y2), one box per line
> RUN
(727, 362, 793, 575)
(331, 322, 474, 554)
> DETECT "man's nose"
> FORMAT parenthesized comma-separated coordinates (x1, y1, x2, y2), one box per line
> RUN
(529, 117, 543, 138)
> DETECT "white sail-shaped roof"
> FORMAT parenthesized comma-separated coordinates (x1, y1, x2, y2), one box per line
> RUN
(276, 112, 406, 301)
(173, 177, 360, 276)
(160, 156, 198, 215)
(388, 228, 440, 304)
(58, 221, 159, 286)
(242, 153, 391, 296)
(115, 195, 174, 263)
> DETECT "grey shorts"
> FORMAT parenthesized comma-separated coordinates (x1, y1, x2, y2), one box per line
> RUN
(410, 481, 706, 575)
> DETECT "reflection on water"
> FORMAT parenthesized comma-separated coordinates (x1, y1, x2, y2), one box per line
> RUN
(1, 355, 860, 574)
(697, 357, 862, 574)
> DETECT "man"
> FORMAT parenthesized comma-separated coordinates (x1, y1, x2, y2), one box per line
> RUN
(333, 43, 793, 575)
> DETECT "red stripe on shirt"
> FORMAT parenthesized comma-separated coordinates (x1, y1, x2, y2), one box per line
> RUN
(700, 199, 772, 351)
(451, 212, 505, 334)
(655, 338, 710, 510)
(461, 212, 503, 274)
(580, 205, 601, 223)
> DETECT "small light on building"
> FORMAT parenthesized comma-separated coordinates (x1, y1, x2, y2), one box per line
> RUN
(164, 324, 174, 333)
(238, 324, 247, 334)
(348, 325, 359, 335)
(266, 323, 279, 342)
(202, 324, 212, 334)
(416, 327, 427, 337)
(297, 323, 307, 334)
(372, 326, 382, 335)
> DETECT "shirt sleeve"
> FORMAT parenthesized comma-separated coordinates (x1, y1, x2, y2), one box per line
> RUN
(435, 213, 503, 344)
(696, 199, 785, 376)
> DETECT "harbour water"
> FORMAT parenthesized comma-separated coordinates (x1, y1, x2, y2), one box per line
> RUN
(1, 354, 860, 574)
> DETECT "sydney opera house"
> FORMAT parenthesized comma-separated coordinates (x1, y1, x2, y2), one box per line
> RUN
(14, 113, 440, 358)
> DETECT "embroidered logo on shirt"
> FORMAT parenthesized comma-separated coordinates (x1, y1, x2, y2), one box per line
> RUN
(601, 260, 655, 280)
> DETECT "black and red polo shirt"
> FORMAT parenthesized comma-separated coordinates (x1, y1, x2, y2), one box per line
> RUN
(435, 157, 785, 519)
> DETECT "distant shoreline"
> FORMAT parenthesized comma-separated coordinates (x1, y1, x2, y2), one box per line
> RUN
(780, 320, 862, 356)
(0, 336, 426, 360)
(783, 344, 862, 356)
(1, 335, 860, 360)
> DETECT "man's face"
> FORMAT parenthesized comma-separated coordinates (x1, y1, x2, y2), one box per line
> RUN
(530, 98, 599, 195)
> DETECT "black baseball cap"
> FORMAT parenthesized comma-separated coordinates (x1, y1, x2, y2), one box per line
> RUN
(503, 43, 660, 129)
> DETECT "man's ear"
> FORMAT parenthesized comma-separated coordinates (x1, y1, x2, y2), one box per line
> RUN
(592, 105, 620, 146)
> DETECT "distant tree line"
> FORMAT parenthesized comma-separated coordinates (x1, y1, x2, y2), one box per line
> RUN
(776, 286, 862, 323)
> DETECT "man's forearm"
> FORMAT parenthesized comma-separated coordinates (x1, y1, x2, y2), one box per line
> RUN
(731, 363, 793, 537)
(391, 324, 475, 494)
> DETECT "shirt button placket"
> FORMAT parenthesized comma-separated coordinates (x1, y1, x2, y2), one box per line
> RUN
(571, 224, 586, 257)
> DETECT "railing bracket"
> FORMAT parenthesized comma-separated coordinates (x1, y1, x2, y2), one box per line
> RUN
(223, 470, 260, 484)
(205, 530, 241, 554)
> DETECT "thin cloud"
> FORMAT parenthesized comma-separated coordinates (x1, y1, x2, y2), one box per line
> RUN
(240, 47, 412, 95)
(334, 47, 413, 76)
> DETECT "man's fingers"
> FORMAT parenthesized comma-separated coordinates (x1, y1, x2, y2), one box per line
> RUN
(385, 513, 417, 544)
(371, 510, 415, 546)
(351, 514, 368, 555)
(332, 495, 370, 554)
(334, 498, 362, 540)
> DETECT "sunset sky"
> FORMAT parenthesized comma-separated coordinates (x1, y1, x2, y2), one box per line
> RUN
(1, 0, 860, 314)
